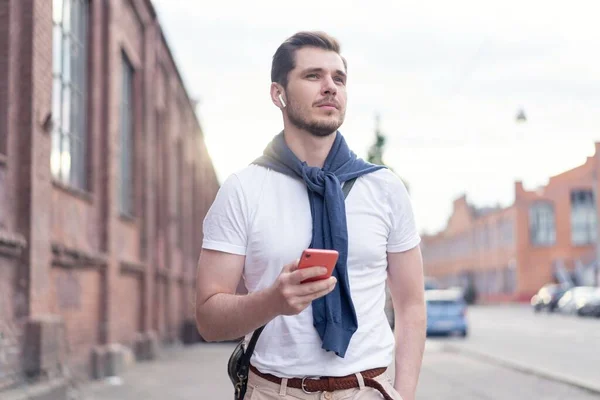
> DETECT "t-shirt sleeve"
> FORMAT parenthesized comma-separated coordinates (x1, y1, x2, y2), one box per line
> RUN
(202, 173, 248, 255)
(387, 174, 421, 253)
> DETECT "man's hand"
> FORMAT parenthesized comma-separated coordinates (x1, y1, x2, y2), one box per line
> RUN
(270, 259, 337, 315)
(196, 250, 337, 342)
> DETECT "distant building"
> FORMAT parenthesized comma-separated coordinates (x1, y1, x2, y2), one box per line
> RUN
(0, 0, 219, 392)
(421, 144, 600, 303)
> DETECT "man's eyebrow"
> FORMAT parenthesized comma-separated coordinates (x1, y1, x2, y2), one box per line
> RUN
(300, 67, 347, 78)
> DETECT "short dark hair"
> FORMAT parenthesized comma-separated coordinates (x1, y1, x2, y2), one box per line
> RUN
(271, 31, 347, 88)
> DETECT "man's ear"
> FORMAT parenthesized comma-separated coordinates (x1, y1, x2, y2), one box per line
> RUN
(270, 83, 286, 109)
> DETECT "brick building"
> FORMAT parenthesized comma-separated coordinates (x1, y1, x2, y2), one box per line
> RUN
(0, 0, 219, 392)
(422, 144, 600, 303)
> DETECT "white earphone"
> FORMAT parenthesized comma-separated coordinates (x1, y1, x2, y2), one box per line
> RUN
(278, 93, 286, 108)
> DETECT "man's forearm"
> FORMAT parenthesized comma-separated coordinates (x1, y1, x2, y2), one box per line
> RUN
(393, 303, 426, 400)
(196, 288, 279, 342)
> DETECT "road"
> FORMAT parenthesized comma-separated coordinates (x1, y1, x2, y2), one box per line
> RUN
(442, 304, 600, 391)
(81, 330, 598, 399)
(417, 340, 597, 399)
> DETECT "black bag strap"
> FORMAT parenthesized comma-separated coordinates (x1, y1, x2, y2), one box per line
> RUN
(342, 176, 357, 199)
(241, 176, 358, 362)
(240, 325, 264, 367)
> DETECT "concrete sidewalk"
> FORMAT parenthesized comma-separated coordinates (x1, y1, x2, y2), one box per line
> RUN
(81, 342, 237, 400)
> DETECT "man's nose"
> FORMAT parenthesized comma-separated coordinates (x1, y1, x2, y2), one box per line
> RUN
(321, 75, 337, 96)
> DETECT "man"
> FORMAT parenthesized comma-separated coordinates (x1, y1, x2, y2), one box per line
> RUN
(196, 31, 425, 400)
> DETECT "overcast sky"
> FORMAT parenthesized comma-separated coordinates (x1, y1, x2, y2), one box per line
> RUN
(152, 0, 600, 235)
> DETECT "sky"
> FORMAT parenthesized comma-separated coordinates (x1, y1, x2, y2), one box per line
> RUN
(151, 0, 600, 235)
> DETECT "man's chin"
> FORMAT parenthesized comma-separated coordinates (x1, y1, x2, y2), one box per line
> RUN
(308, 124, 343, 137)
(313, 118, 344, 132)
(288, 114, 344, 137)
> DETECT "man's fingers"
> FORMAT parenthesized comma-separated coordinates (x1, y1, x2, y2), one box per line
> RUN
(298, 279, 337, 302)
(291, 266, 328, 284)
(283, 259, 300, 273)
(295, 276, 337, 296)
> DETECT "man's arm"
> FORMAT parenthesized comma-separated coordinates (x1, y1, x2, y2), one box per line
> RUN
(195, 249, 274, 341)
(195, 249, 337, 342)
(387, 245, 426, 400)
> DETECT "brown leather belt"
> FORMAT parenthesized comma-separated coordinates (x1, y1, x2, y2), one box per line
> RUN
(249, 365, 395, 400)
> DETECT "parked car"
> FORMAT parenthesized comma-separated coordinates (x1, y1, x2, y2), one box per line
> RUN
(530, 283, 570, 312)
(576, 288, 600, 317)
(426, 289, 468, 337)
(385, 277, 442, 329)
(424, 276, 440, 291)
(556, 286, 600, 315)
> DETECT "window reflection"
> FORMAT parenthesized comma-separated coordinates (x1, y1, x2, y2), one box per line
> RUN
(52, 0, 63, 24)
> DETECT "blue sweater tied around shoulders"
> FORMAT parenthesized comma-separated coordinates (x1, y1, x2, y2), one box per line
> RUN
(252, 131, 384, 357)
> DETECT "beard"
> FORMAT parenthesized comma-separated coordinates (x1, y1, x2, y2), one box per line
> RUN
(286, 96, 345, 137)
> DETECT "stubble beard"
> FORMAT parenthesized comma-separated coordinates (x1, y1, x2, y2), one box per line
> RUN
(286, 97, 345, 138)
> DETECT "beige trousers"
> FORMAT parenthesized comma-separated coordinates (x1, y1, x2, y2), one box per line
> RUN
(245, 368, 403, 400)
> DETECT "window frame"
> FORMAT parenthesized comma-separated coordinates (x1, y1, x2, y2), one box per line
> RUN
(119, 50, 136, 218)
(50, 0, 90, 191)
(570, 189, 597, 246)
(529, 201, 556, 247)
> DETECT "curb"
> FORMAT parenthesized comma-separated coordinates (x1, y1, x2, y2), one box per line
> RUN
(442, 344, 600, 395)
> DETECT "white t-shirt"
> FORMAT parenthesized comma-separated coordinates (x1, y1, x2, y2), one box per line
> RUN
(202, 164, 420, 378)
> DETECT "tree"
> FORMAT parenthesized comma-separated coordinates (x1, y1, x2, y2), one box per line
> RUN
(367, 114, 410, 193)
(367, 113, 386, 166)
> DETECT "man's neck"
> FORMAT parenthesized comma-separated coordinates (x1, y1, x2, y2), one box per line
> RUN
(282, 125, 336, 169)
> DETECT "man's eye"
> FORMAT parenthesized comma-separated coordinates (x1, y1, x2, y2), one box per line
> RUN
(334, 77, 345, 84)
(306, 74, 318, 79)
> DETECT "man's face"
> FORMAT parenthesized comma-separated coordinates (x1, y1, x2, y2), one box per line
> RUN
(284, 47, 347, 137)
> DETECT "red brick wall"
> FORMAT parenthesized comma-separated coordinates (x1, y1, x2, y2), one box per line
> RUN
(422, 191, 519, 297)
(0, 0, 221, 385)
(154, 278, 168, 338)
(0, 257, 22, 390)
(423, 199, 518, 275)
(514, 159, 596, 295)
(51, 189, 101, 254)
(0, 0, 9, 158)
(114, 272, 142, 345)
(48, 267, 102, 371)
(0, 0, 25, 388)
(0, 168, 8, 229)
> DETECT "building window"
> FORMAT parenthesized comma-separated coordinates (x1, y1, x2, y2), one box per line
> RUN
(51, 0, 89, 189)
(571, 190, 597, 245)
(529, 202, 556, 246)
(119, 53, 135, 216)
(499, 218, 514, 246)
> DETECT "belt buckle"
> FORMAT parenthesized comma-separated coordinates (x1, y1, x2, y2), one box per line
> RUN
(301, 376, 321, 394)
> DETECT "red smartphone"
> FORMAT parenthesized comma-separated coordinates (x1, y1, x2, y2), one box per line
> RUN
(297, 249, 339, 283)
